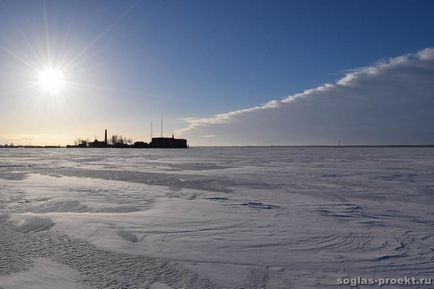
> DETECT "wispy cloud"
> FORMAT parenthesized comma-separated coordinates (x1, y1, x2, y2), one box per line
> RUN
(176, 99, 283, 135)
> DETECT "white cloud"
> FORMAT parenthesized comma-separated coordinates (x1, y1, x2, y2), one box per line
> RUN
(417, 48, 434, 60)
(178, 48, 434, 145)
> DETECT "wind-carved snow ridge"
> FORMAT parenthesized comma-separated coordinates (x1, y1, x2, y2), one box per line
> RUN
(14, 216, 54, 233)
(0, 215, 218, 289)
(1, 147, 434, 288)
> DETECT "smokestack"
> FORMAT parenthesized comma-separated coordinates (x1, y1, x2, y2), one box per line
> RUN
(105, 129, 108, 145)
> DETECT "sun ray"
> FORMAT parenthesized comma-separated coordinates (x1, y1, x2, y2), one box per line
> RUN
(67, 80, 156, 97)
(0, 45, 38, 72)
(63, 0, 140, 72)
(43, 0, 52, 66)
(2, 4, 44, 69)
(0, 83, 39, 97)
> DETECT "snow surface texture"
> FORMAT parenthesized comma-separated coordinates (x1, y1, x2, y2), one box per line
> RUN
(0, 147, 433, 289)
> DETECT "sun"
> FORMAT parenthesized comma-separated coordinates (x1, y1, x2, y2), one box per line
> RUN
(37, 67, 66, 95)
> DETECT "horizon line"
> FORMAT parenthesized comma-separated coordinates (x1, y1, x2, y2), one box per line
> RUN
(1, 144, 434, 149)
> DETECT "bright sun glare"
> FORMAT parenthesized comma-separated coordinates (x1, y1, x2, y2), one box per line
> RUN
(37, 67, 65, 95)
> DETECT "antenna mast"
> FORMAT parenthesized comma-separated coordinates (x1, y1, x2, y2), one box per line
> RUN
(161, 118, 163, 137)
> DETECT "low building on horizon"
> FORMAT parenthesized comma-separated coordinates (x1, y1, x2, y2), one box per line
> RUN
(69, 130, 188, 149)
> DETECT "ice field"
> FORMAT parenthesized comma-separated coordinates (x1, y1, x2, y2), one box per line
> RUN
(0, 147, 433, 289)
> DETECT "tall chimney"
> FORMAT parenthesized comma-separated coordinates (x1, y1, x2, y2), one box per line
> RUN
(105, 129, 108, 145)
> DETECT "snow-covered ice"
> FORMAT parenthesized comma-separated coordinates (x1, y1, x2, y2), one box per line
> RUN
(0, 147, 433, 288)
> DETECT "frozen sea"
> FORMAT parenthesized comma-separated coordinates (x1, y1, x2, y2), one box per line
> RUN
(0, 147, 433, 289)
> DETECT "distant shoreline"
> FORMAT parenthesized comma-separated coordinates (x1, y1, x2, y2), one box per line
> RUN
(1, 145, 434, 149)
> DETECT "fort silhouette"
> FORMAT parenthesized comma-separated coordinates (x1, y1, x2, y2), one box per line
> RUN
(66, 129, 188, 149)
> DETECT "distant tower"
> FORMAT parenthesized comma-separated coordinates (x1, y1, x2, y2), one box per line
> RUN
(160, 118, 163, 137)
(104, 129, 108, 145)
(338, 139, 341, 146)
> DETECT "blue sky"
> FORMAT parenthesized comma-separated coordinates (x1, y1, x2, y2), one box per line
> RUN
(0, 0, 433, 145)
